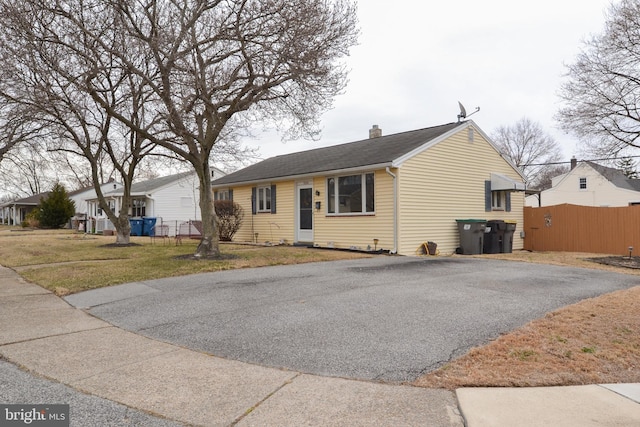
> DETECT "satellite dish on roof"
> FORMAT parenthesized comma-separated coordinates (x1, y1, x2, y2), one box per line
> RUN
(457, 101, 480, 122)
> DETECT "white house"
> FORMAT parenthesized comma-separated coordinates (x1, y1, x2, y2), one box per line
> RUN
(68, 181, 124, 230)
(526, 159, 640, 207)
(84, 167, 226, 235)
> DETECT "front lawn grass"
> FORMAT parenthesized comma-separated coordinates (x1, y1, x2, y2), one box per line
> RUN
(0, 228, 371, 295)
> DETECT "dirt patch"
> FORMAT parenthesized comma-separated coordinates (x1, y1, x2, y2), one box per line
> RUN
(100, 242, 142, 248)
(589, 256, 640, 269)
(174, 253, 239, 261)
(413, 252, 640, 390)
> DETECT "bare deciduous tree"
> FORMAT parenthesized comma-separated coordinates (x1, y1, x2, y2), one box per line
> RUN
(0, 1, 159, 243)
(0, 105, 41, 164)
(557, 0, 640, 155)
(0, 143, 53, 197)
(533, 164, 570, 191)
(88, 0, 359, 257)
(491, 117, 564, 189)
(0, 0, 358, 255)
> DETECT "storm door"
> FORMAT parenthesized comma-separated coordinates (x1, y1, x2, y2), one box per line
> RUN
(297, 184, 313, 242)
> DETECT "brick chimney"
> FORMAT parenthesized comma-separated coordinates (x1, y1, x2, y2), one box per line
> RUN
(369, 125, 382, 139)
(570, 156, 577, 170)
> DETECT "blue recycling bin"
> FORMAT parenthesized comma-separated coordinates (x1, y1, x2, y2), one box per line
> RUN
(129, 219, 143, 236)
(142, 217, 157, 236)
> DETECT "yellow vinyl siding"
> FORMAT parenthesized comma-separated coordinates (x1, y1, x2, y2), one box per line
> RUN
(397, 126, 524, 255)
(231, 182, 296, 244)
(224, 123, 523, 255)
(313, 170, 395, 251)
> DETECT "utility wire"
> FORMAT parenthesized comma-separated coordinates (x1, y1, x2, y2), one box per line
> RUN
(523, 155, 640, 167)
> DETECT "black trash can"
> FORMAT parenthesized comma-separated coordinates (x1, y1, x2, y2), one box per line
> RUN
(456, 219, 487, 255)
(483, 220, 506, 254)
(503, 221, 517, 253)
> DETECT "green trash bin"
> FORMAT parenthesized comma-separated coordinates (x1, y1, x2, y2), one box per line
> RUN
(456, 219, 487, 255)
(503, 220, 517, 253)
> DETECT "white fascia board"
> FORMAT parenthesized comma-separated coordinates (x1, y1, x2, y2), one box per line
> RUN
(551, 162, 589, 188)
(391, 122, 468, 168)
(470, 121, 527, 181)
(211, 162, 393, 188)
(391, 120, 528, 182)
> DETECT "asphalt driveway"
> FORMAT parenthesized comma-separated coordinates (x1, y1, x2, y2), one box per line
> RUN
(66, 256, 640, 382)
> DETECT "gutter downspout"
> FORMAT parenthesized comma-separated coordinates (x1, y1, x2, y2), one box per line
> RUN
(385, 167, 398, 254)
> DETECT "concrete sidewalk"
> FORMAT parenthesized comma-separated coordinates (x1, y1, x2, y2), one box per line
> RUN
(1, 265, 640, 426)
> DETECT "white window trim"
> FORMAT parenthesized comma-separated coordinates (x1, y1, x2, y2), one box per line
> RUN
(327, 172, 375, 216)
(131, 198, 146, 217)
(491, 190, 505, 211)
(257, 186, 271, 213)
(579, 177, 587, 190)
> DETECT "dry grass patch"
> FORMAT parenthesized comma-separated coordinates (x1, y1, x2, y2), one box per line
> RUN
(0, 228, 371, 294)
(477, 251, 640, 277)
(414, 251, 640, 389)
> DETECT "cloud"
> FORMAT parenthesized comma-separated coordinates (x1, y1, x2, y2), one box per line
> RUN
(244, 0, 611, 163)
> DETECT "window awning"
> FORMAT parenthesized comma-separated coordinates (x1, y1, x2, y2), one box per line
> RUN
(491, 173, 526, 191)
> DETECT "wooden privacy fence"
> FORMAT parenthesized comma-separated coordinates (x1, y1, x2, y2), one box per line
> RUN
(523, 204, 640, 255)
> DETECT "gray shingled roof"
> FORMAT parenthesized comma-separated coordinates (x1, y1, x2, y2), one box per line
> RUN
(586, 161, 639, 191)
(628, 179, 640, 192)
(129, 171, 193, 194)
(212, 122, 464, 185)
(3, 192, 51, 206)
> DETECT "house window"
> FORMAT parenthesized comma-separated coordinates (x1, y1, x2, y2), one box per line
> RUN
(579, 177, 587, 189)
(131, 198, 146, 217)
(257, 186, 271, 212)
(251, 185, 275, 214)
(216, 190, 230, 200)
(485, 180, 512, 212)
(327, 172, 375, 214)
(492, 191, 505, 210)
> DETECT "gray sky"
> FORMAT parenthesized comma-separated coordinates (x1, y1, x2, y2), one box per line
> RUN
(248, 0, 612, 164)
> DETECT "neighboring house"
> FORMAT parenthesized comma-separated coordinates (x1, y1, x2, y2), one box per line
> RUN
(69, 180, 123, 216)
(1, 182, 122, 227)
(526, 159, 640, 207)
(0, 192, 50, 226)
(212, 121, 526, 255)
(68, 180, 124, 230)
(84, 167, 226, 235)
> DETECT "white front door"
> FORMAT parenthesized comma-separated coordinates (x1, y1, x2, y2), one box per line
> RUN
(296, 183, 314, 243)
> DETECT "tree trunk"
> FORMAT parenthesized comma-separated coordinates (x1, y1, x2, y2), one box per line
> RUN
(113, 214, 131, 245)
(194, 163, 220, 257)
